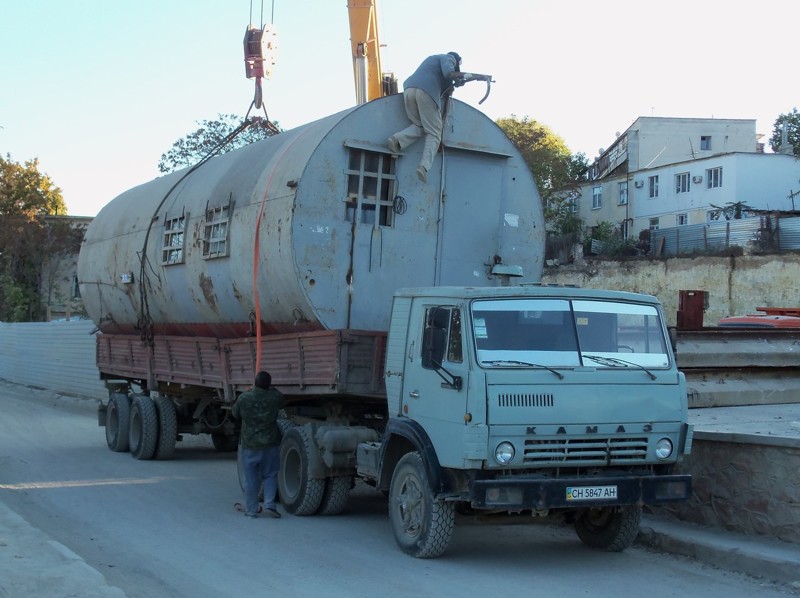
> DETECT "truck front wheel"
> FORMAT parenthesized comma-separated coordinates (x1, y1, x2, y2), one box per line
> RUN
(388, 452, 454, 558)
(278, 427, 324, 515)
(574, 505, 641, 552)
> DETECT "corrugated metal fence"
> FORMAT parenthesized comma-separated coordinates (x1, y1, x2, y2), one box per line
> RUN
(0, 320, 106, 400)
(650, 215, 800, 256)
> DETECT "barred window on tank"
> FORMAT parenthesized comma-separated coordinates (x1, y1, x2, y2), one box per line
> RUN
(344, 148, 397, 227)
(162, 214, 186, 265)
(203, 203, 231, 259)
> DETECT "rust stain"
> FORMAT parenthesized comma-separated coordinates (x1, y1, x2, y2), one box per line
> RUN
(199, 273, 218, 310)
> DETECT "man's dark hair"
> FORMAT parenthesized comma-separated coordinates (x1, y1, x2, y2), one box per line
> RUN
(254, 371, 272, 389)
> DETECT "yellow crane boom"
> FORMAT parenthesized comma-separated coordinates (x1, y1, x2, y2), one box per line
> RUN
(347, 0, 395, 104)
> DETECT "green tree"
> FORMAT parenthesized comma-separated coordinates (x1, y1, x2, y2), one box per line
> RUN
(0, 154, 80, 321)
(769, 108, 800, 156)
(158, 114, 281, 173)
(495, 115, 588, 234)
(0, 154, 67, 216)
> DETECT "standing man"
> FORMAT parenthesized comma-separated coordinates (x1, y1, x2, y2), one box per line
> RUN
(232, 370, 285, 519)
(387, 51, 463, 184)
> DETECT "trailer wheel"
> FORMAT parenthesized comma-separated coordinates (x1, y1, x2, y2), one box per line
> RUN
(153, 395, 177, 460)
(105, 392, 131, 452)
(388, 452, 454, 558)
(574, 505, 641, 552)
(278, 427, 324, 515)
(316, 476, 352, 516)
(129, 395, 158, 460)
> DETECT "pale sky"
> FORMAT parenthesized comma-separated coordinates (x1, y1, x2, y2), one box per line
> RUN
(1, 0, 797, 217)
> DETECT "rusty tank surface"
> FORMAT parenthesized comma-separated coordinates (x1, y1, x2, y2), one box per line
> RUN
(78, 95, 545, 337)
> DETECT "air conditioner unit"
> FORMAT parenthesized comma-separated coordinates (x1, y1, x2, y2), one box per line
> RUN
(692, 176, 703, 184)
(634, 180, 644, 188)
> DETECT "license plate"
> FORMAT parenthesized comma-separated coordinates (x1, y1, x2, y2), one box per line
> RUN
(566, 485, 618, 501)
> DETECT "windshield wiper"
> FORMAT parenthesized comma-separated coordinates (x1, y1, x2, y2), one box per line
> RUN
(581, 354, 657, 380)
(480, 360, 564, 379)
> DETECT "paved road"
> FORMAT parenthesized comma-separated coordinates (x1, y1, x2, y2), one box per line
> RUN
(0, 381, 796, 597)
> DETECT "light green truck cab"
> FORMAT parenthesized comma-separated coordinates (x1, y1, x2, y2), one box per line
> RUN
(380, 285, 693, 557)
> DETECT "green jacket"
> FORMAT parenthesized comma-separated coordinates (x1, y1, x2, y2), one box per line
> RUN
(232, 386, 285, 449)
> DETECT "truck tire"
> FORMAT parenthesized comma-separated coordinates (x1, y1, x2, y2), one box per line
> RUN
(575, 505, 641, 552)
(153, 395, 177, 460)
(388, 452, 454, 558)
(278, 427, 324, 515)
(129, 394, 158, 460)
(316, 476, 351, 516)
(105, 392, 131, 452)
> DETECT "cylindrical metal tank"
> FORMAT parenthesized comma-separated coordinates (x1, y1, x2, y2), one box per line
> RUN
(78, 95, 545, 337)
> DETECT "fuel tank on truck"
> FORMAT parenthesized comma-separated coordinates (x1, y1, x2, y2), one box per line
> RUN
(77, 95, 546, 337)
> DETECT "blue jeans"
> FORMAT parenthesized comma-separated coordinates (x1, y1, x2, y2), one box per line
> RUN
(242, 445, 280, 516)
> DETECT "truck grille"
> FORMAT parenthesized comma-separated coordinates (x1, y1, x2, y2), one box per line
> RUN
(497, 393, 554, 407)
(523, 437, 648, 464)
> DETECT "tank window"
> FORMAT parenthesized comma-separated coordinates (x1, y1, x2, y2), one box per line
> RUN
(162, 215, 186, 265)
(203, 204, 230, 259)
(344, 149, 396, 227)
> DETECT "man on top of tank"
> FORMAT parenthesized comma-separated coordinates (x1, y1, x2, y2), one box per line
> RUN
(387, 52, 463, 184)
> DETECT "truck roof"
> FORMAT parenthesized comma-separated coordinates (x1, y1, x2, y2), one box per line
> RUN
(393, 285, 661, 305)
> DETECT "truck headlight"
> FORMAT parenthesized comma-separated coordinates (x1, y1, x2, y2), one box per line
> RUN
(494, 441, 515, 465)
(655, 438, 674, 460)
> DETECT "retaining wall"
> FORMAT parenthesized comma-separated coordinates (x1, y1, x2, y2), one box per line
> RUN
(652, 434, 800, 545)
(541, 253, 800, 327)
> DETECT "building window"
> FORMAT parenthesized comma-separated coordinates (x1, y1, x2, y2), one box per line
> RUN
(700, 136, 711, 151)
(648, 175, 659, 199)
(570, 194, 579, 213)
(707, 167, 723, 189)
(618, 181, 628, 205)
(162, 214, 187, 265)
(203, 202, 231, 259)
(675, 172, 690, 194)
(649, 218, 660, 230)
(677, 213, 688, 226)
(345, 148, 396, 227)
(592, 186, 602, 209)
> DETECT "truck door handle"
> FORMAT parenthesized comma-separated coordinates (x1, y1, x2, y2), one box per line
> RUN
(408, 390, 420, 399)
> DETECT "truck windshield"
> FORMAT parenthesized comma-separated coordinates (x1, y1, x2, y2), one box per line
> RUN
(472, 298, 669, 369)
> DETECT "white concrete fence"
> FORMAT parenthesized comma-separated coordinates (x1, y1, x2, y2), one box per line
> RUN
(0, 320, 106, 400)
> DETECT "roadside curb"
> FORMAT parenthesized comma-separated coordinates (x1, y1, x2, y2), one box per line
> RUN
(0, 501, 126, 597)
(638, 515, 800, 587)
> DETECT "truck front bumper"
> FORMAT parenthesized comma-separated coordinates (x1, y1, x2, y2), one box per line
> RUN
(469, 473, 691, 510)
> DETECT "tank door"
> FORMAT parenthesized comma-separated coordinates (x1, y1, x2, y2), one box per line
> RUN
(438, 149, 508, 285)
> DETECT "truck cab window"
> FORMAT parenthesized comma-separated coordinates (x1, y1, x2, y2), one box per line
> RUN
(421, 306, 462, 369)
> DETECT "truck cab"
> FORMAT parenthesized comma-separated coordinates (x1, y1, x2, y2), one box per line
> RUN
(379, 285, 692, 557)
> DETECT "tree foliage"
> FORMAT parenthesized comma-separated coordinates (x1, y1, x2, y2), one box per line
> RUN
(769, 107, 800, 156)
(0, 154, 67, 217)
(495, 115, 588, 235)
(158, 114, 281, 173)
(0, 155, 81, 321)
